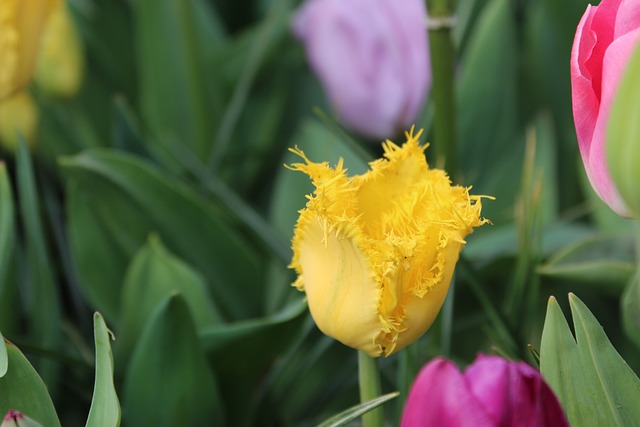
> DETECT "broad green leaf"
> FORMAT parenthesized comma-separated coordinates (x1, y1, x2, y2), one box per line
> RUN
(608, 42, 640, 216)
(0, 333, 6, 378)
(60, 149, 262, 319)
(0, 164, 17, 334)
(457, 0, 519, 199)
(124, 294, 224, 427)
(465, 222, 594, 266)
(316, 392, 399, 427)
(16, 142, 60, 382)
(117, 236, 222, 361)
(0, 341, 61, 427)
(538, 235, 635, 294)
(540, 294, 640, 426)
(199, 298, 307, 424)
(66, 181, 129, 320)
(132, 0, 222, 164)
(622, 273, 640, 351)
(86, 313, 120, 427)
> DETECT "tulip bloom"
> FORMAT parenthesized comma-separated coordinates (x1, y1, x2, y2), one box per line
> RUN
(1, 410, 41, 427)
(292, 0, 430, 139)
(571, 0, 640, 217)
(401, 355, 569, 427)
(0, 0, 54, 99)
(34, 0, 84, 97)
(289, 128, 488, 357)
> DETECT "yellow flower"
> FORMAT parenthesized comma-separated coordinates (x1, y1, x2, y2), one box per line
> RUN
(34, 0, 84, 97)
(289, 128, 489, 357)
(0, 0, 54, 99)
(0, 90, 38, 151)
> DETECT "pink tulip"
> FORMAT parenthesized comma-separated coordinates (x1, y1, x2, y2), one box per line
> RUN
(571, 0, 640, 217)
(292, 0, 430, 139)
(400, 355, 569, 427)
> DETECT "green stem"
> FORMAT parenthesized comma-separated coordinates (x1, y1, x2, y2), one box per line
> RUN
(426, 0, 458, 180)
(358, 351, 384, 427)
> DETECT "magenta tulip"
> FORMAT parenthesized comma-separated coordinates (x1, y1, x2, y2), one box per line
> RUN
(571, 0, 640, 217)
(292, 0, 430, 139)
(400, 355, 568, 427)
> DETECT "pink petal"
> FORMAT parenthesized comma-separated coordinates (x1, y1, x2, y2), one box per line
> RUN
(401, 358, 493, 427)
(615, 0, 640, 38)
(572, 5, 601, 156)
(513, 362, 570, 427)
(586, 28, 640, 217)
(465, 356, 569, 427)
(464, 355, 513, 425)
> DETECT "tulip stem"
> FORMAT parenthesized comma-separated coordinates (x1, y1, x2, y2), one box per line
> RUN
(426, 0, 458, 180)
(358, 351, 384, 427)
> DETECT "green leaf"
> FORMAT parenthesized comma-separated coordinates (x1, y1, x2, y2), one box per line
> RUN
(199, 298, 307, 425)
(538, 234, 635, 294)
(86, 313, 120, 427)
(316, 392, 399, 427)
(622, 273, 640, 351)
(16, 141, 60, 381)
(123, 294, 224, 427)
(117, 236, 222, 361)
(132, 0, 222, 164)
(0, 164, 17, 334)
(0, 341, 61, 427)
(540, 294, 640, 426)
(60, 149, 262, 319)
(66, 181, 129, 320)
(0, 333, 6, 378)
(457, 0, 519, 196)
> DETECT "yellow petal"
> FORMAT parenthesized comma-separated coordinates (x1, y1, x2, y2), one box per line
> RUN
(290, 128, 489, 357)
(34, 0, 84, 97)
(0, 0, 55, 99)
(0, 90, 38, 151)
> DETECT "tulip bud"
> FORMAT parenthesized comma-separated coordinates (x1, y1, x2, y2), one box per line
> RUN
(0, 0, 54, 99)
(1, 410, 43, 427)
(288, 128, 488, 357)
(292, 0, 430, 139)
(401, 355, 569, 427)
(607, 41, 640, 217)
(0, 91, 38, 151)
(34, 0, 84, 98)
(571, 0, 640, 217)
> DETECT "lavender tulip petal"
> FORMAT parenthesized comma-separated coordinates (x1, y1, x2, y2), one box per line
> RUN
(292, 0, 430, 139)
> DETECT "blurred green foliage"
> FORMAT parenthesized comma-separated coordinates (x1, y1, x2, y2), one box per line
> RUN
(0, 0, 639, 425)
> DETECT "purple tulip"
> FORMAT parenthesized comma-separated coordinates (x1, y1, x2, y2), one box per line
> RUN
(401, 355, 569, 427)
(292, 0, 430, 139)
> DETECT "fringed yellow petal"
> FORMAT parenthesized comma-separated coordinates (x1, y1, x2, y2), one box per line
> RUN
(0, 0, 54, 99)
(289, 128, 489, 357)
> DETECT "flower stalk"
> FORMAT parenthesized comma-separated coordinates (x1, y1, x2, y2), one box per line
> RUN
(426, 0, 458, 179)
(359, 351, 383, 427)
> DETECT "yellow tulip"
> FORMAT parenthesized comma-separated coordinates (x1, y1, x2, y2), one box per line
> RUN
(0, 90, 38, 151)
(34, 0, 84, 97)
(289, 128, 489, 357)
(0, 0, 54, 99)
